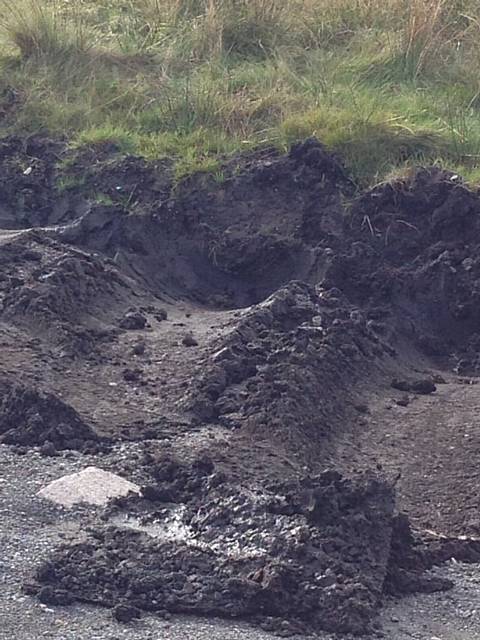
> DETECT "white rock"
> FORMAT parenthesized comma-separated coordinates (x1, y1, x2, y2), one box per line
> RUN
(37, 466, 140, 508)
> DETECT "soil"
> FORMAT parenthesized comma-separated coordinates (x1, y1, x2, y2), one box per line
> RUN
(1, 135, 480, 637)
(0, 382, 103, 452)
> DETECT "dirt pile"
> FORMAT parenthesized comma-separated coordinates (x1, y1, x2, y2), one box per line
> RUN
(0, 383, 103, 452)
(0, 233, 150, 353)
(186, 280, 394, 466)
(29, 464, 454, 636)
(325, 167, 480, 367)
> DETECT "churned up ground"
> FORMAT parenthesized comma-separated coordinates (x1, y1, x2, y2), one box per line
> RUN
(0, 137, 479, 638)
(0, 2, 480, 639)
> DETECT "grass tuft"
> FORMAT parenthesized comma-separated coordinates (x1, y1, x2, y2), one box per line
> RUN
(0, 0, 93, 61)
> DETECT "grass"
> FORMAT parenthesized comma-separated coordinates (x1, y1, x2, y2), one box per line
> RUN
(0, 0, 479, 185)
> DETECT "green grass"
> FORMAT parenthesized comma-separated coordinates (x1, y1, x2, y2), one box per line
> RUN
(0, 0, 480, 185)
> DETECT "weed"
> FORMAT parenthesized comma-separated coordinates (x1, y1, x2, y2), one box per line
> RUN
(93, 192, 115, 206)
(0, 0, 94, 62)
(56, 174, 86, 193)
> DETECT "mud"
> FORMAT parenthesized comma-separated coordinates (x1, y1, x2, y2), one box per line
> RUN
(28, 459, 477, 635)
(330, 167, 480, 367)
(0, 383, 104, 453)
(1, 137, 480, 635)
(186, 280, 393, 472)
(26, 470, 428, 636)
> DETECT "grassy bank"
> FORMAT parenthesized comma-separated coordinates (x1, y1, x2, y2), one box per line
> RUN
(0, 0, 479, 184)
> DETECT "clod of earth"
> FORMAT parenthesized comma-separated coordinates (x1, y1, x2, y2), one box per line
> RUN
(395, 395, 410, 407)
(131, 340, 146, 356)
(0, 383, 104, 453)
(119, 311, 147, 331)
(182, 332, 198, 347)
(122, 368, 142, 383)
(154, 309, 168, 322)
(112, 604, 142, 623)
(391, 379, 436, 395)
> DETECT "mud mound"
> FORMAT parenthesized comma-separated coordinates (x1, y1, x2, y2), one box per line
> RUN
(0, 233, 149, 352)
(186, 281, 393, 463)
(0, 383, 102, 452)
(29, 469, 450, 636)
(326, 168, 480, 363)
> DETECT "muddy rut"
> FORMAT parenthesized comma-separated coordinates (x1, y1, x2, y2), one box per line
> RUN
(1, 136, 480, 636)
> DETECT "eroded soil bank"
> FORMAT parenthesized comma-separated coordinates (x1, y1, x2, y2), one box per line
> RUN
(1, 136, 480, 636)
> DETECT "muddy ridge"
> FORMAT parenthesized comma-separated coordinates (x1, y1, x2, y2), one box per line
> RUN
(1, 136, 480, 635)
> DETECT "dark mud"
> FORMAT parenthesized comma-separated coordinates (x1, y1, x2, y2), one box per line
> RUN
(186, 280, 394, 469)
(1, 138, 480, 635)
(0, 231, 154, 352)
(0, 383, 104, 453)
(29, 457, 480, 635)
(28, 468, 444, 637)
(329, 167, 480, 369)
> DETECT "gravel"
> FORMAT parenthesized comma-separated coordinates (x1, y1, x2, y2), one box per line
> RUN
(2, 443, 480, 640)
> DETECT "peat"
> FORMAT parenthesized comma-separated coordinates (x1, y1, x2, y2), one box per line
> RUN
(0, 138, 480, 635)
(0, 383, 103, 452)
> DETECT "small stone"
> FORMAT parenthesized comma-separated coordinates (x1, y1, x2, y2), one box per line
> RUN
(39, 441, 58, 457)
(182, 333, 198, 347)
(38, 586, 74, 606)
(354, 403, 369, 414)
(123, 368, 142, 382)
(131, 341, 146, 356)
(395, 395, 410, 407)
(119, 311, 147, 331)
(154, 308, 168, 322)
(113, 603, 141, 623)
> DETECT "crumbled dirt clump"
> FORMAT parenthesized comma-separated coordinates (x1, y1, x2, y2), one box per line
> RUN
(0, 383, 102, 452)
(186, 280, 394, 469)
(30, 468, 450, 636)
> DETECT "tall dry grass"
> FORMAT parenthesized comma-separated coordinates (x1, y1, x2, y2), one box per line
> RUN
(0, 0, 94, 61)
